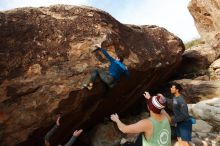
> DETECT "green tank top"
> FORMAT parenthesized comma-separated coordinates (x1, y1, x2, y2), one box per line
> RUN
(142, 117, 171, 146)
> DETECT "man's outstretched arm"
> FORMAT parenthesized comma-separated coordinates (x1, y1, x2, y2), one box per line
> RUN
(44, 115, 61, 144)
(64, 129, 83, 146)
(110, 113, 150, 134)
(44, 125, 58, 142)
(92, 44, 115, 62)
(99, 47, 114, 62)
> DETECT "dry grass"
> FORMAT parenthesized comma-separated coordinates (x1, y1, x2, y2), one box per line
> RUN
(184, 38, 204, 49)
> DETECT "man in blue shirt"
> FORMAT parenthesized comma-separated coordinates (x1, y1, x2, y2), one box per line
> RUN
(83, 45, 129, 90)
(168, 83, 192, 146)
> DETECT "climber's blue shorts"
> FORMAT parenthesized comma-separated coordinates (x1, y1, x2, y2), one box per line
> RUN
(176, 118, 192, 141)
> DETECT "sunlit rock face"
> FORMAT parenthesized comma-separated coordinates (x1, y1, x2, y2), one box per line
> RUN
(209, 58, 220, 80)
(179, 0, 220, 77)
(188, 0, 220, 40)
(174, 79, 220, 100)
(188, 0, 220, 52)
(0, 5, 184, 146)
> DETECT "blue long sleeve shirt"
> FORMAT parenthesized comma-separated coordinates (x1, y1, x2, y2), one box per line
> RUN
(172, 95, 190, 123)
(100, 48, 129, 81)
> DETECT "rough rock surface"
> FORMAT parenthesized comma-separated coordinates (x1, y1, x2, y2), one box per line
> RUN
(188, 99, 220, 146)
(209, 58, 220, 80)
(174, 79, 220, 100)
(181, 0, 220, 77)
(179, 43, 218, 76)
(188, 0, 220, 49)
(90, 122, 123, 146)
(192, 119, 213, 133)
(190, 98, 220, 128)
(0, 5, 184, 146)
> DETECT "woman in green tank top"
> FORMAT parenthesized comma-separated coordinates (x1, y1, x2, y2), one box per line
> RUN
(111, 92, 171, 146)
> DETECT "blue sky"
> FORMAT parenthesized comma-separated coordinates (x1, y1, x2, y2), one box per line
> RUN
(0, 0, 200, 42)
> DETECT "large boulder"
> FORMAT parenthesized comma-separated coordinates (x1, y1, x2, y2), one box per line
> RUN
(190, 98, 220, 128)
(192, 119, 213, 133)
(178, 43, 217, 76)
(0, 5, 184, 146)
(181, 0, 220, 77)
(188, 0, 220, 55)
(188, 98, 220, 146)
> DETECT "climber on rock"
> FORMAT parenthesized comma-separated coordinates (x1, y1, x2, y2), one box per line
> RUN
(82, 44, 129, 90)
